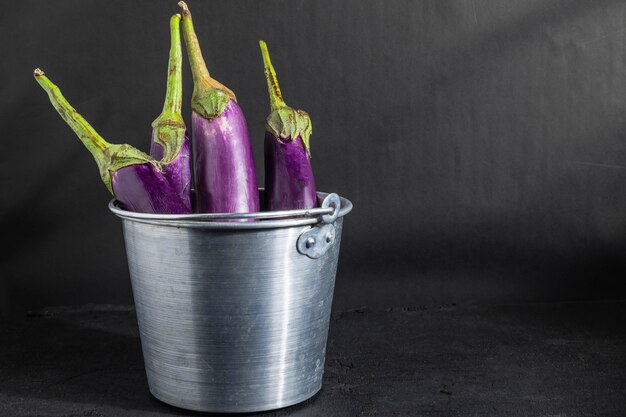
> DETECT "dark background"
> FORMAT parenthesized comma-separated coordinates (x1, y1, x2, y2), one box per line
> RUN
(3, 0, 626, 321)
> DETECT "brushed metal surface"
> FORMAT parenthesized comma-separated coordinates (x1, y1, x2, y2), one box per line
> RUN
(111, 192, 351, 412)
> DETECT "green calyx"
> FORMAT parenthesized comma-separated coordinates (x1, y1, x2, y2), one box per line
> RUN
(179, 1, 237, 121)
(266, 108, 312, 156)
(151, 113, 186, 163)
(259, 40, 312, 157)
(34, 69, 159, 195)
(152, 13, 187, 163)
(100, 143, 161, 193)
(191, 87, 232, 121)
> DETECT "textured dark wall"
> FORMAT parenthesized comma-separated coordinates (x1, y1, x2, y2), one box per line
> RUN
(3, 0, 626, 319)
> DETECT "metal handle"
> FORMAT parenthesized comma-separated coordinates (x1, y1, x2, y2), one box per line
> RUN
(297, 194, 341, 259)
(110, 202, 336, 221)
(320, 193, 340, 224)
(109, 190, 352, 230)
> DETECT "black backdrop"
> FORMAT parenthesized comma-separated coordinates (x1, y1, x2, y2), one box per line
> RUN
(3, 0, 626, 320)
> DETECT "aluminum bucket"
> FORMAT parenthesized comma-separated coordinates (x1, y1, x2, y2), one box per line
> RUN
(109, 192, 352, 413)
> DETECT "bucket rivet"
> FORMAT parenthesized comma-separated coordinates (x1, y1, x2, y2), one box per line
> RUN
(306, 237, 316, 248)
(325, 233, 333, 243)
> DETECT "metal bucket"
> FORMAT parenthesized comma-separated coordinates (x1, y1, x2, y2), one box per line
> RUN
(109, 192, 352, 413)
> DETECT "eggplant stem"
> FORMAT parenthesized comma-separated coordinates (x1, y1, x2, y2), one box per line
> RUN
(162, 13, 183, 115)
(178, 0, 190, 16)
(178, 1, 236, 101)
(151, 14, 186, 163)
(259, 40, 287, 112)
(34, 69, 157, 195)
(177, 2, 210, 90)
(257, 44, 313, 157)
(33, 69, 110, 153)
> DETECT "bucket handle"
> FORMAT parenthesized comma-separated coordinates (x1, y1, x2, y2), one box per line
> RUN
(297, 193, 341, 259)
(109, 191, 350, 229)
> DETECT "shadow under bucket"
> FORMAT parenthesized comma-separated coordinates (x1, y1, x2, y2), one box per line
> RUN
(109, 192, 352, 413)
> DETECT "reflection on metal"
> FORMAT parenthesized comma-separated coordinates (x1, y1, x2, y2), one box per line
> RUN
(110, 191, 352, 413)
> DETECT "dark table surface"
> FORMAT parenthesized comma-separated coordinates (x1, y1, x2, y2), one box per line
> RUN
(1, 300, 625, 417)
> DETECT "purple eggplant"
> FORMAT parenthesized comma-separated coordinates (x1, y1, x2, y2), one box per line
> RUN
(149, 13, 192, 212)
(34, 69, 190, 214)
(259, 40, 316, 211)
(178, 1, 260, 214)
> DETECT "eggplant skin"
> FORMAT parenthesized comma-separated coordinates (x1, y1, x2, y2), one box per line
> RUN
(149, 132, 165, 161)
(112, 163, 192, 214)
(192, 99, 260, 214)
(150, 131, 193, 212)
(265, 131, 317, 211)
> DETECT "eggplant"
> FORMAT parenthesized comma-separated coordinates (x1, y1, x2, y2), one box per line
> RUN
(34, 69, 191, 214)
(149, 13, 192, 212)
(259, 40, 317, 211)
(178, 1, 260, 214)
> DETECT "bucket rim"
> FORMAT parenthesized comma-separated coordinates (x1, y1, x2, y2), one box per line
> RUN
(108, 191, 352, 229)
